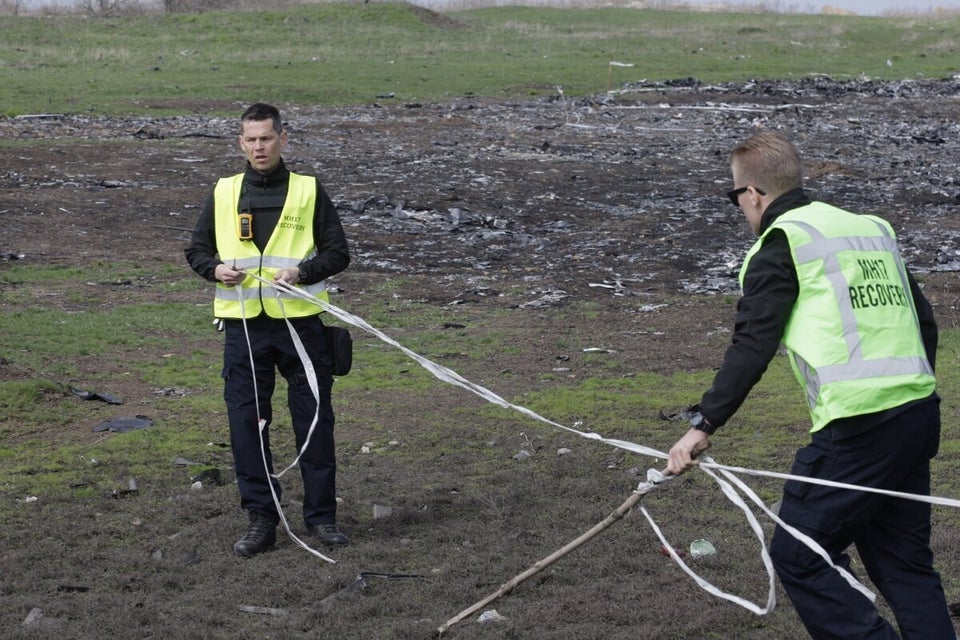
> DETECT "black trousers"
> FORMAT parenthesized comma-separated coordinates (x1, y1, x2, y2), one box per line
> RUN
(221, 316, 338, 527)
(770, 398, 953, 639)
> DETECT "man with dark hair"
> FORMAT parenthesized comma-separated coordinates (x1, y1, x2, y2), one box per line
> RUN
(666, 131, 953, 638)
(185, 102, 352, 557)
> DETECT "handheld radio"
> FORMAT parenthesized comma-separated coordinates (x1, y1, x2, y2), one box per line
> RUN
(238, 212, 253, 241)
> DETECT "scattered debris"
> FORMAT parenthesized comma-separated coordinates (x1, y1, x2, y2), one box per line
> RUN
(190, 468, 224, 486)
(111, 477, 139, 499)
(70, 386, 123, 405)
(519, 290, 569, 309)
(57, 584, 89, 593)
(689, 538, 717, 558)
(5, 79, 960, 309)
(22, 607, 43, 627)
(477, 609, 506, 623)
(154, 387, 187, 396)
(92, 416, 151, 432)
(317, 572, 425, 613)
(238, 605, 288, 616)
(317, 576, 368, 612)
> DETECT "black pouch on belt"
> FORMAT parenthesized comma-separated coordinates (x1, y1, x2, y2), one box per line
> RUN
(324, 325, 353, 376)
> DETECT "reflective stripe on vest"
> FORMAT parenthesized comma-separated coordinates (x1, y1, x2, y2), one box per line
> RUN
(213, 173, 329, 319)
(739, 202, 935, 431)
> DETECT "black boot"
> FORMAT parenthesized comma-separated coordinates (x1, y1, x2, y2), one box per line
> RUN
(307, 522, 350, 547)
(233, 512, 277, 557)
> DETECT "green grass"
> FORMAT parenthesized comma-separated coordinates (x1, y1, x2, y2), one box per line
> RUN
(5, 260, 956, 508)
(0, 4, 958, 116)
(0, 302, 205, 373)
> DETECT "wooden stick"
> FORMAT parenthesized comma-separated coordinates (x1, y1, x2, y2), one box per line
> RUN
(436, 440, 710, 636)
(436, 489, 644, 635)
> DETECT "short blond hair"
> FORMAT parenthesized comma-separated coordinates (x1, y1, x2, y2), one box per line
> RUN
(730, 131, 803, 197)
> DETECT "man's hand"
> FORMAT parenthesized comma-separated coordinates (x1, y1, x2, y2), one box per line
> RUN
(273, 267, 300, 285)
(215, 263, 246, 287)
(666, 428, 711, 476)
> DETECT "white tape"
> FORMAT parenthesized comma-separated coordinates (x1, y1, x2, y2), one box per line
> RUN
(251, 274, 958, 606)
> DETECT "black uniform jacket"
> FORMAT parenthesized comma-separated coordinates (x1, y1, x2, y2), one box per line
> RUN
(697, 189, 938, 436)
(184, 159, 350, 287)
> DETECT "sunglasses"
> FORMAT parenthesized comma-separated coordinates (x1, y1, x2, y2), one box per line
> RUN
(726, 185, 766, 206)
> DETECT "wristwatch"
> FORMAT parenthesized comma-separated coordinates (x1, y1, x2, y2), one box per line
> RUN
(297, 266, 306, 284)
(689, 412, 717, 435)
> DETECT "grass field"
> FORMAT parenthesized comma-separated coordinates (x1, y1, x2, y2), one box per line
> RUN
(0, 2, 959, 115)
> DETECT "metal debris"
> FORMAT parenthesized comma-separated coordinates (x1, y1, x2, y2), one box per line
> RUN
(70, 386, 123, 405)
(238, 605, 288, 616)
(317, 571, 424, 613)
(22, 607, 43, 627)
(2, 78, 957, 306)
(92, 416, 152, 432)
(190, 468, 224, 486)
(477, 609, 507, 623)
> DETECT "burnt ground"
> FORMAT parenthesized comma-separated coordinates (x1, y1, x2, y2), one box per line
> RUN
(3, 77, 960, 639)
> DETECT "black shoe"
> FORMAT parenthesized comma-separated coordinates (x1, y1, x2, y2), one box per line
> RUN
(233, 513, 277, 557)
(308, 522, 350, 547)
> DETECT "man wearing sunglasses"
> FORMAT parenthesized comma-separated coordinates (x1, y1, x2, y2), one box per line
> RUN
(666, 131, 952, 638)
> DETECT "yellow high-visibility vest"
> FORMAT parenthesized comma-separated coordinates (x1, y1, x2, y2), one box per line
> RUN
(740, 202, 935, 431)
(213, 173, 329, 318)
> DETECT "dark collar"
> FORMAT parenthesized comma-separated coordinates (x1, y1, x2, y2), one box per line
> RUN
(758, 188, 812, 234)
(243, 158, 289, 189)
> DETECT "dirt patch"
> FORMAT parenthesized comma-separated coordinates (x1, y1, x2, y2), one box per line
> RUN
(3, 78, 960, 639)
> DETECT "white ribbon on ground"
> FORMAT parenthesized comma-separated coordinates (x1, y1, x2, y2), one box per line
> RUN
(247, 274, 960, 606)
(635, 466, 780, 613)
